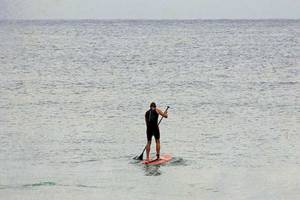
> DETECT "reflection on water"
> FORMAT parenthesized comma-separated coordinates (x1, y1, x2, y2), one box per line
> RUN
(143, 165, 161, 176)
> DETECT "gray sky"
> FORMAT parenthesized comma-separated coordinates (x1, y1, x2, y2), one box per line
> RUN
(1, 0, 300, 19)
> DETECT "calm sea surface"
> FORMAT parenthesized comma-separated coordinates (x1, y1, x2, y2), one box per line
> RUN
(0, 20, 299, 200)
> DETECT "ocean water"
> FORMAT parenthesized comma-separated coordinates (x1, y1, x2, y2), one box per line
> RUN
(0, 20, 299, 200)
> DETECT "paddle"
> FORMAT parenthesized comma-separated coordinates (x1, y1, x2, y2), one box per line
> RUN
(134, 106, 170, 160)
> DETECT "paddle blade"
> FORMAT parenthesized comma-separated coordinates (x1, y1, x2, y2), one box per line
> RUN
(133, 152, 144, 160)
(133, 146, 146, 160)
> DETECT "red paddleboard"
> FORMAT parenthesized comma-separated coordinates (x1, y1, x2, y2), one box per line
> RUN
(141, 154, 172, 165)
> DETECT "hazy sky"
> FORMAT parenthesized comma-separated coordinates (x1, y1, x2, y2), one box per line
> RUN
(1, 0, 300, 19)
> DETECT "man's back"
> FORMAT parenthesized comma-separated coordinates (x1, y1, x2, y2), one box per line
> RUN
(145, 109, 159, 127)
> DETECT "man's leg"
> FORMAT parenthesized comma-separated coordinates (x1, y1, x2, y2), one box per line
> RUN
(154, 128, 160, 159)
(146, 140, 151, 161)
(155, 139, 160, 159)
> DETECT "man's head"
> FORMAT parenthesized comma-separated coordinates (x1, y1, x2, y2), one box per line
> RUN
(150, 102, 156, 110)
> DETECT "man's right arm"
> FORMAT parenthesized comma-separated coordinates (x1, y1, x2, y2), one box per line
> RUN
(156, 108, 168, 118)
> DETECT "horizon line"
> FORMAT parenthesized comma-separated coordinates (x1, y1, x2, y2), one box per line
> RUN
(0, 18, 299, 21)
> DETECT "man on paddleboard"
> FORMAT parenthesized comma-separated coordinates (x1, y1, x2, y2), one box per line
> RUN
(145, 102, 168, 161)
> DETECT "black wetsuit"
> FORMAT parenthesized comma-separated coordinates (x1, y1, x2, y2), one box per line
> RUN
(145, 109, 160, 141)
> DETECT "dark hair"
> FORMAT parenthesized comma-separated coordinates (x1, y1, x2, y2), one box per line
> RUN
(150, 102, 156, 108)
